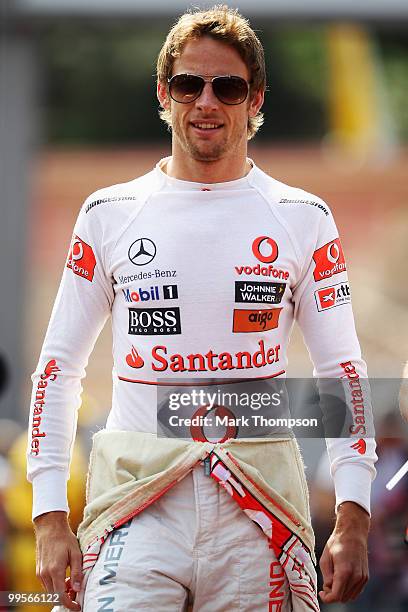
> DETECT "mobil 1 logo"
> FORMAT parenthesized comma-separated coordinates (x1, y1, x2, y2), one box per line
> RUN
(123, 284, 178, 303)
(128, 307, 181, 335)
(235, 281, 286, 304)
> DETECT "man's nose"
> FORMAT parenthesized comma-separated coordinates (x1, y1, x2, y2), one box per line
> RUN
(195, 82, 219, 110)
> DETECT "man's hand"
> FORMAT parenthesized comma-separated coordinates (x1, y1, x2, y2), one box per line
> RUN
(319, 501, 370, 604)
(34, 511, 83, 611)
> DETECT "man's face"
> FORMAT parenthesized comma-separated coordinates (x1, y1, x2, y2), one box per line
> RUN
(158, 36, 263, 163)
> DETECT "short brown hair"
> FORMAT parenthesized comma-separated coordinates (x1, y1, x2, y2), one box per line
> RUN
(157, 4, 266, 140)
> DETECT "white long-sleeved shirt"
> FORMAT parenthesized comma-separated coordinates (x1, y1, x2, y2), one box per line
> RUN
(27, 158, 377, 520)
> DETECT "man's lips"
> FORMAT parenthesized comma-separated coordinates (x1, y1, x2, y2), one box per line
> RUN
(190, 122, 224, 138)
(190, 121, 224, 131)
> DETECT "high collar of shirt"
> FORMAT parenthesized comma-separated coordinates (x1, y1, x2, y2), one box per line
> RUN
(155, 157, 256, 191)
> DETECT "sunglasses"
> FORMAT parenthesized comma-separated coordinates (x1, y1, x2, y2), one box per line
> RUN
(167, 74, 251, 105)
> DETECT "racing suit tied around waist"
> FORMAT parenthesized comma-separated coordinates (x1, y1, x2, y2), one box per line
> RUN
(53, 430, 318, 611)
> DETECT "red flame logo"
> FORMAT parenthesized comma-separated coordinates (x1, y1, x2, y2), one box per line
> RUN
(351, 438, 366, 455)
(126, 346, 144, 369)
(42, 359, 61, 381)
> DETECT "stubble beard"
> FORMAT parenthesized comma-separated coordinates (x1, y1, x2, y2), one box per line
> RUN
(172, 118, 242, 162)
(186, 139, 227, 161)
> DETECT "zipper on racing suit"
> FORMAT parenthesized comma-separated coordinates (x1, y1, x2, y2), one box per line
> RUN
(203, 455, 211, 476)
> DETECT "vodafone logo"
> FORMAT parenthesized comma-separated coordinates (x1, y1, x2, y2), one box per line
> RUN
(235, 237, 289, 281)
(190, 405, 238, 443)
(67, 235, 96, 282)
(327, 241, 341, 263)
(252, 236, 279, 263)
(71, 240, 84, 261)
(313, 238, 346, 282)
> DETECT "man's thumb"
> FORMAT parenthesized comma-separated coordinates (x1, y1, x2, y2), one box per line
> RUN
(319, 548, 334, 587)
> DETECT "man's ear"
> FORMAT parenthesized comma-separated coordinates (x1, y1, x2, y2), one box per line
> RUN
(157, 81, 170, 110)
(248, 88, 265, 118)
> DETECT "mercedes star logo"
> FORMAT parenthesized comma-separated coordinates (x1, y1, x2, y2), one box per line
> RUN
(128, 238, 157, 266)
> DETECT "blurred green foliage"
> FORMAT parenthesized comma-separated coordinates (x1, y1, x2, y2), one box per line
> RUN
(378, 31, 408, 140)
(38, 22, 165, 143)
(36, 21, 407, 143)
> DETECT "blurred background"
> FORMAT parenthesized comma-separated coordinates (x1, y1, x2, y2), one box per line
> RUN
(1, 0, 407, 610)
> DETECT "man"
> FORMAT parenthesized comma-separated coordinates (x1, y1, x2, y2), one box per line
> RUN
(28, 6, 377, 611)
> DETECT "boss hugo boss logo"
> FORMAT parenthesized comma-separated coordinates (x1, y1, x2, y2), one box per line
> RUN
(235, 281, 286, 304)
(128, 307, 181, 335)
(123, 285, 178, 303)
(128, 238, 157, 266)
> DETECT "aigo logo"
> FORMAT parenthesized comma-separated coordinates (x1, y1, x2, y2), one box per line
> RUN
(313, 238, 346, 282)
(252, 236, 279, 264)
(66, 235, 96, 282)
(233, 308, 282, 333)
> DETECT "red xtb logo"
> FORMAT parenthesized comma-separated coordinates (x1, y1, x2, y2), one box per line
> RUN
(126, 346, 144, 369)
(67, 234, 96, 282)
(252, 236, 279, 264)
(317, 287, 336, 309)
(351, 438, 366, 455)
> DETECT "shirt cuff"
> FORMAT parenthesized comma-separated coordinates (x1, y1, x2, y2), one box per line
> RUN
(31, 469, 69, 521)
(333, 463, 373, 516)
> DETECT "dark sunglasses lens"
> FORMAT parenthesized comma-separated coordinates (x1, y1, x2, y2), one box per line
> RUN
(213, 76, 248, 104)
(169, 75, 203, 103)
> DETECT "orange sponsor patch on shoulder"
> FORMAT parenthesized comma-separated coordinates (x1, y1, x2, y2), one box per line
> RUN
(233, 308, 282, 333)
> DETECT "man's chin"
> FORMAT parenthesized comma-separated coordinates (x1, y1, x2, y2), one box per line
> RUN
(188, 142, 228, 162)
